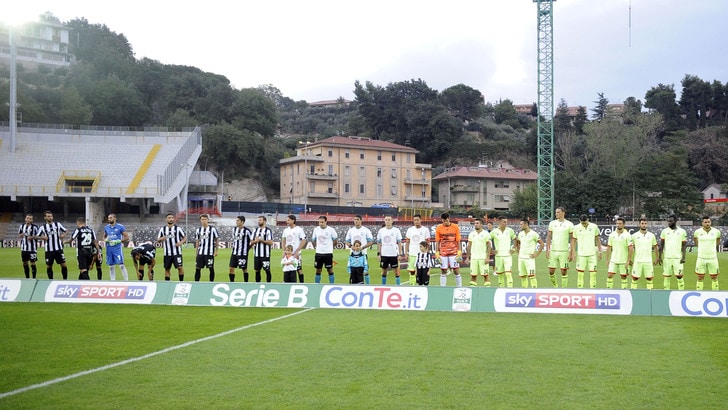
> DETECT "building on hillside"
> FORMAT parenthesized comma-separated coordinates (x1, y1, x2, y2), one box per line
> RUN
(0, 15, 73, 70)
(703, 183, 728, 213)
(279, 136, 431, 208)
(432, 161, 537, 211)
(307, 99, 351, 108)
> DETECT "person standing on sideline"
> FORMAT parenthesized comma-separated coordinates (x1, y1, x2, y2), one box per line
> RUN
(229, 215, 252, 282)
(545, 207, 574, 288)
(104, 213, 130, 281)
(631, 217, 658, 289)
(465, 218, 491, 286)
(658, 215, 687, 290)
(693, 216, 721, 290)
(36, 210, 68, 280)
(131, 241, 156, 281)
(311, 215, 338, 284)
(404, 214, 431, 286)
(491, 216, 516, 287)
(605, 217, 633, 289)
(377, 215, 403, 285)
(434, 213, 463, 287)
(415, 241, 435, 286)
(251, 215, 273, 282)
(281, 245, 299, 283)
(194, 214, 219, 282)
(347, 240, 368, 284)
(345, 215, 374, 284)
(515, 219, 543, 288)
(67, 217, 100, 280)
(282, 214, 307, 283)
(157, 212, 186, 281)
(18, 214, 39, 279)
(572, 214, 602, 288)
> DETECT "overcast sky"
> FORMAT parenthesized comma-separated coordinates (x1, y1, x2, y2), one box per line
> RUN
(13, 0, 728, 109)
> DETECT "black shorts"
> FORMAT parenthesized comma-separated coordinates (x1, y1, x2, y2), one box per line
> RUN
(283, 270, 297, 283)
(380, 256, 399, 269)
(254, 256, 271, 271)
(45, 250, 66, 265)
(349, 267, 364, 284)
(164, 255, 183, 270)
(195, 255, 215, 269)
(314, 253, 333, 269)
(21, 251, 38, 263)
(229, 254, 249, 269)
(77, 250, 95, 271)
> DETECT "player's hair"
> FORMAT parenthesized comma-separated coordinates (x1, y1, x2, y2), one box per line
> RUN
(353, 214, 362, 220)
(76, 217, 86, 223)
(237, 215, 246, 222)
(555, 206, 565, 213)
(413, 214, 421, 219)
(165, 211, 175, 217)
(353, 240, 362, 246)
(667, 214, 677, 221)
(44, 210, 52, 216)
(639, 217, 648, 222)
(616, 217, 625, 223)
(131, 248, 140, 258)
(499, 215, 508, 221)
(441, 212, 450, 220)
(199, 214, 209, 219)
(474, 218, 483, 224)
(579, 214, 588, 221)
(258, 215, 267, 222)
(287, 214, 296, 222)
(319, 215, 327, 222)
(419, 241, 429, 250)
(521, 218, 530, 225)
(702, 215, 711, 221)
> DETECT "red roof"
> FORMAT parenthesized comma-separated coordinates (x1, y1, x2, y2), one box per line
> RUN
(311, 136, 419, 153)
(433, 166, 537, 181)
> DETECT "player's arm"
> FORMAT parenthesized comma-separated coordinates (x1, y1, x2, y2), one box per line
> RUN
(658, 238, 665, 262)
(652, 243, 659, 265)
(606, 244, 612, 265)
(213, 230, 220, 256)
(535, 239, 544, 258)
(627, 242, 634, 266)
(594, 233, 603, 260)
(514, 237, 520, 255)
(466, 239, 472, 261)
(680, 240, 687, 263)
(545, 230, 552, 256)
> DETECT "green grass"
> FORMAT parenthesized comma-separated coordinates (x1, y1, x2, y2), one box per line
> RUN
(1, 304, 727, 408)
(2, 246, 727, 289)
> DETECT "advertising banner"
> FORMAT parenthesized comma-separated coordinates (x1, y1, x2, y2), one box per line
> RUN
(0, 279, 36, 302)
(666, 291, 728, 318)
(493, 288, 636, 315)
(34, 281, 158, 304)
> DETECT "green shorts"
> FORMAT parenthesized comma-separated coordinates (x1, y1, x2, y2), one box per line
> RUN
(548, 251, 570, 270)
(518, 257, 536, 277)
(695, 258, 720, 275)
(662, 258, 684, 277)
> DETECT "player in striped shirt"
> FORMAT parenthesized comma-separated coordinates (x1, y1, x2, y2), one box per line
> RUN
(281, 214, 307, 283)
(694, 216, 721, 290)
(194, 214, 219, 282)
(415, 241, 435, 286)
(658, 215, 687, 290)
(18, 214, 39, 279)
(36, 210, 69, 280)
(229, 215, 253, 282)
(156, 212, 187, 281)
(251, 215, 273, 283)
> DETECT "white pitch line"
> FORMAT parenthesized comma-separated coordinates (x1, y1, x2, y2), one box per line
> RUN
(0, 308, 314, 400)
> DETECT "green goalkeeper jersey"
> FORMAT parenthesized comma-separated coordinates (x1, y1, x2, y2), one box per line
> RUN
(660, 227, 687, 259)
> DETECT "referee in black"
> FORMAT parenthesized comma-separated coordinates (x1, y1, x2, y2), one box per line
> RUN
(194, 214, 219, 282)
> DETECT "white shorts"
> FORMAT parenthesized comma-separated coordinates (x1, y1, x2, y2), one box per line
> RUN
(440, 255, 460, 270)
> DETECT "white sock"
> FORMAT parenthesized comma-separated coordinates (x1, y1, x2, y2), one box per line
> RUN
(440, 273, 447, 286)
(120, 265, 129, 281)
(455, 274, 462, 287)
(109, 266, 116, 281)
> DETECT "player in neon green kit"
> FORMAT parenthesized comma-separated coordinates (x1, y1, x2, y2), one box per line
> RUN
(658, 215, 687, 290)
(466, 218, 492, 286)
(571, 214, 603, 288)
(694, 216, 721, 290)
(490, 216, 516, 287)
(515, 219, 543, 288)
(606, 217, 633, 289)
(545, 207, 574, 288)
(631, 217, 658, 289)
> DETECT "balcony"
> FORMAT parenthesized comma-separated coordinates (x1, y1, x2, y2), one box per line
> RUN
(404, 195, 430, 202)
(405, 178, 429, 185)
(308, 192, 339, 199)
(306, 173, 338, 181)
(450, 184, 479, 193)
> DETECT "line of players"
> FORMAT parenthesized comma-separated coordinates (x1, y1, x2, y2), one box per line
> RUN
(17, 209, 722, 289)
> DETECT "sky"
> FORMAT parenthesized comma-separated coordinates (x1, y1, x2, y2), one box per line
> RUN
(11, 0, 728, 109)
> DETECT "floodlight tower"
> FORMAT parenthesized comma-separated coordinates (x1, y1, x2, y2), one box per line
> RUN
(534, 0, 555, 225)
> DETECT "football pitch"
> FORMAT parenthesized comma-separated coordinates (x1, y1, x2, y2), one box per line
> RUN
(1, 248, 728, 408)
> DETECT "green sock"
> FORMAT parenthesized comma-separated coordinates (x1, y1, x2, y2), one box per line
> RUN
(577, 271, 584, 288)
(646, 280, 653, 290)
(530, 276, 538, 288)
(497, 274, 505, 287)
(409, 273, 416, 286)
(712, 279, 719, 291)
(561, 275, 569, 288)
(663, 276, 671, 290)
(549, 274, 558, 287)
(521, 277, 528, 288)
(631, 279, 638, 289)
(589, 272, 596, 288)
(621, 277, 628, 289)
(697, 280, 704, 290)
(505, 272, 513, 288)
(677, 277, 685, 290)
(606, 277, 613, 288)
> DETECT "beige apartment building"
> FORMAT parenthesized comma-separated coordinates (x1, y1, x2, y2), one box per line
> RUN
(279, 136, 431, 208)
(433, 162, 537, 211)
(0, 15, 73, 69)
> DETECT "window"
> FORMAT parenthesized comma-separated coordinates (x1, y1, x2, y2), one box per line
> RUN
(360, 184, 365, 194)
(345, 183, 350, 193)
(345, 149, 350, 159)
(344, 166, 350, 176)
(377, 151, 382, 160)
(328, 149, 333, 157)
(327, 183, 333, 194)
(328, 165, 334, 175)
(376, 184, 383, 196)
(310, 181, 315, 193)
(360, 150, 365, 159)
(407, 153, 411, 164)
(391, 185, 397, 195)
(377, 168, 382, 178)
(494, 180, 509, 188)
(359, 167, 366, 177)
(495, 194, 510, 203)
(391, 153, 396, 161)
(406, 170, 411, 179)
(391, 169, 397, 178)
(406, 186, 412, 196)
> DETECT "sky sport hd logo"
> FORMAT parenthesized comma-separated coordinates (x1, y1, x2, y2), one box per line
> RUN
(45, 281, 157, 304)
(494, 289, 633, 315)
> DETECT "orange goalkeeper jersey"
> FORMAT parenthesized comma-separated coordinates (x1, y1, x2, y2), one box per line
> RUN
(435, 223, 461, 257)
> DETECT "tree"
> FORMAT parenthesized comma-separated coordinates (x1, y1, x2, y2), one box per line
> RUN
(636, 148, 703, 218)
(230, 88, 278, 138)
(623, 96, 643, 125)
(591, 92, 609, 121)
(684, 127, 728, 186)
(645, 83, 680, 130)
(509, 183, 538, 219)
(554, 98, 572, 131)
(59, 87, 93, 124)
(493, 99, 517, 126)
(679, 74, 713, 130)
(573, 106, 588, 134)
(440, 84, 484, 123)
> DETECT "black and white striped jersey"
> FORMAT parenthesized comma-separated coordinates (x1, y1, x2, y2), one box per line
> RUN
(18, 223, 38, 252)
(158, 225, 186, 256)
(37, 222, 67, 252)
(195, 226, 219, 256)
(230, 226, 253, 256)
(252, 227, 273, 258)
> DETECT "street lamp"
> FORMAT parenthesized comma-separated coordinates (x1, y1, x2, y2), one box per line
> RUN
(182, 163, 192, 235)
